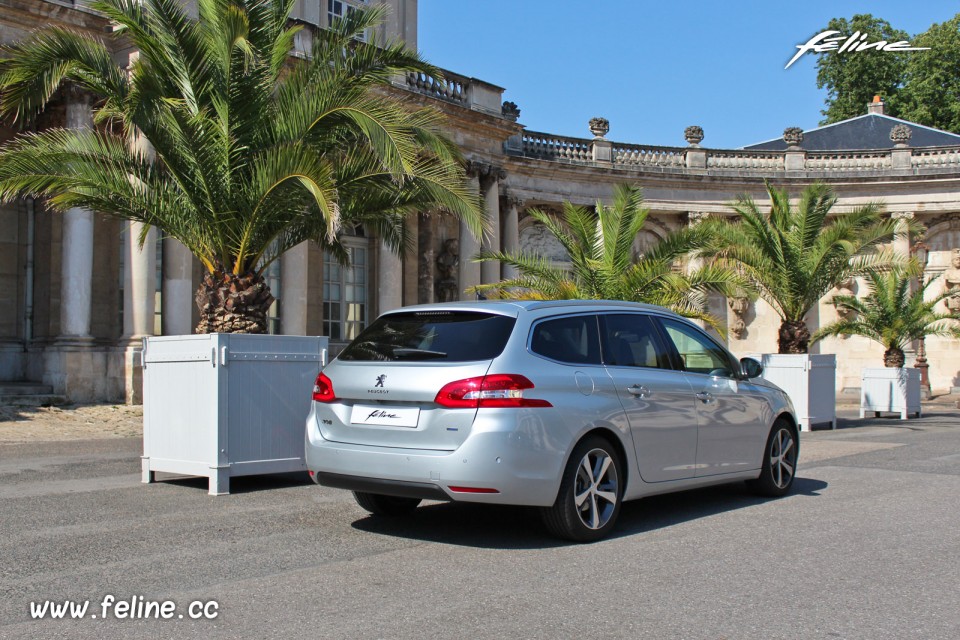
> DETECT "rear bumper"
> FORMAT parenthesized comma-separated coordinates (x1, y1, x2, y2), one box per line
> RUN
(313, 472, 451, 501)
(304, 407, 565, 507)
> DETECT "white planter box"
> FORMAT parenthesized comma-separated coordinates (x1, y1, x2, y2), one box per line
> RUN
(141, 333, 328, 495)
(755, 353, 837, 432)
(860, 367, 921, 420)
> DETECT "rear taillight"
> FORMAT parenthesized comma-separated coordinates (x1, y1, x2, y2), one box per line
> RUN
(312, 372, 336, 403)
(434, 374, 552, 408)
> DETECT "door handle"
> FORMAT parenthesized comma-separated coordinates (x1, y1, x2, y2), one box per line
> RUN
(696, 391, 714, 404)
(627, 384, 651, 398)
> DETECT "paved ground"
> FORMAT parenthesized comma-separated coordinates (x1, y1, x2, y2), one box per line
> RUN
(1, 403, 958, 639)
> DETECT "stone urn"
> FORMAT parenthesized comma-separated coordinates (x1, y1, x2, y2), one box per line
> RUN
(588, 117, 609, 139)
(783, 127, 804, 148)
(684, 125, 704, 146)
(890, 124, 912, 146)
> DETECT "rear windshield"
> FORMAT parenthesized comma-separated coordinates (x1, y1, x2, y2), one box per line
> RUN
(338, 311, 516, 362)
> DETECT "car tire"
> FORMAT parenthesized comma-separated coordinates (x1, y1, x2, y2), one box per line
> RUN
(353, 492, 421, 516)
(541, 435, 623, 542)
(748, 419, 799, 497)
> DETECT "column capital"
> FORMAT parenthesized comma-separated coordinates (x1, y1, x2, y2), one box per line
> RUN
(507, 195, 525, 209)
(688, 211, 710, 225)
(465, 159, 505, 187)
(891, 211, 915, 221)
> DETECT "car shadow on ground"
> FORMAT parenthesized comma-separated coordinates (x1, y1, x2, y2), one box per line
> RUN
(350, 476, 828, 550)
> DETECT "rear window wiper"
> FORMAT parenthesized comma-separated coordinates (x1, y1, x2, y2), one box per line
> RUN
(391, 347, 448, 360)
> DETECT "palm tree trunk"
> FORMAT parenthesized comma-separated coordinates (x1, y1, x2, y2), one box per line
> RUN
(194, 270, 275, 334)
(883, 347, 906, 368)
(778, 320, 811, 354)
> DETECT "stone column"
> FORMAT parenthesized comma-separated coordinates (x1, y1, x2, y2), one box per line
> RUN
(162, 238, 194, 335)
(123, 128, 158, 341)
(417, 211, 435, 304)
(892, 211, 913, 259)
(480, 165, 505, 285)
(281, 241, 309, 335)
(122, 220, 158, 339)
(378, 240, 403, 313)
(502, 195, 522, 280)
(686, 212, 714, 332)
(459, 162, 483, 299)
(59, 95, 96, 341)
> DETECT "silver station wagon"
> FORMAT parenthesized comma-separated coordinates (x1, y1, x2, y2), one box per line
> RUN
(305, 300, 799, 541)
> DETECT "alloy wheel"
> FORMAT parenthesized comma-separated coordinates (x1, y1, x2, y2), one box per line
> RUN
(574, 448, 620, 530)
(769, 428, 796, 489)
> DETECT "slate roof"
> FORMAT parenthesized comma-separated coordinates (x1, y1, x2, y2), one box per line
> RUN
(744, 114, 960, 151)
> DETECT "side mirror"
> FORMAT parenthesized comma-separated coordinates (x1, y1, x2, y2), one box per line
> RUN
(740, 357, 764, 379)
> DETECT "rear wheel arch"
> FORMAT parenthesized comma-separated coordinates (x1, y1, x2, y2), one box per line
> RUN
(565, 427, 630, 496)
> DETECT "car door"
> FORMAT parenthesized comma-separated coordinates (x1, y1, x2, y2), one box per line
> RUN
(600, 313, 699, 483)
(654, 317, 769, 477)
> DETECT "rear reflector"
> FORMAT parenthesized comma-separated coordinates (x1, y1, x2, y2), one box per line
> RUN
(312, 372, 337, 403)
(434, 374, 552, 409)
(448, 486, 500, 494)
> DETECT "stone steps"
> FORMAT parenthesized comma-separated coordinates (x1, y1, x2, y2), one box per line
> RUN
(0, 382, 67, 406)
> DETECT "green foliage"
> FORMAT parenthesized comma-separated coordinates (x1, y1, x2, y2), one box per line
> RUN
(815, 14, 908, 124)
(468, 184, 747, 332)
(812, 265, 960, 363)
(893, 15, 960, 135)
(703, 182, 901, 352)
(0, 0, 482, 277)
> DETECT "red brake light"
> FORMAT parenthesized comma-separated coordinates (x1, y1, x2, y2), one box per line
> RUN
(312, 372, 336, 403)
(434, 374, 552, 408)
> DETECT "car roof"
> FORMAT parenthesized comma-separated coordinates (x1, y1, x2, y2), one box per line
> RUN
(381, 299, 687, 320)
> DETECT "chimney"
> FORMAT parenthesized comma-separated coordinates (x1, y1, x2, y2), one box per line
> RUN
(867, 95, 885, 115)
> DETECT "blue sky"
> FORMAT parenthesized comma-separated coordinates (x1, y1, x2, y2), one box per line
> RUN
(418, 1, 959, 149)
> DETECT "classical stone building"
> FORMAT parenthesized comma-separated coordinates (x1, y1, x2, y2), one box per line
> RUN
(1, 0, 959, 402)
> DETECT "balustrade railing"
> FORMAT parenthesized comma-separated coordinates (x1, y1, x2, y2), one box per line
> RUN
(805, 150, 892, 171)
(614, 143, 686, 168)
(912, 146, 960, 168)
(521, 132, 592, 162)
(405, 69, 468, 106)
(706, 151, 784, 170)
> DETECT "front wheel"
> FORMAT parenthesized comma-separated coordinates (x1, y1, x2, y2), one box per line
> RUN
(748, 419, 798, 497)
(353, 492, 421, 517)
(541, 436, 623, 542)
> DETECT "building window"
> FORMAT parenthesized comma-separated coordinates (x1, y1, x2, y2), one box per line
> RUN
(327, 0, 368, 41)
(323, 240, 368, 342)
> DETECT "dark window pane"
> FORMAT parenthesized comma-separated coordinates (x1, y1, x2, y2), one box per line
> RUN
(530, 315, 601, 365)
(339, 312, 516, 362)
(601, 314, 671, 369)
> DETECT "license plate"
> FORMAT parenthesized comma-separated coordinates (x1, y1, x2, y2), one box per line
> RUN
(350, 405, 421, 428)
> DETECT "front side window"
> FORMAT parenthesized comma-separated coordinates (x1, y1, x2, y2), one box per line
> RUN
(530, 315, 601, 365)
(600, 314, 671, 369)
(323, 241, 368, 342)
(658, 318, 737, 378)
(339, 311, 515, 362)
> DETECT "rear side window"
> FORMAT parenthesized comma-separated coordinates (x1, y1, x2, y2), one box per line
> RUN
(600, 314, 672, 369)
(338, 311, 516, 362)
(530, 315, 601, 365)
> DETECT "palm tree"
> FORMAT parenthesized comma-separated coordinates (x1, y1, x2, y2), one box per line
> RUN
(813, 265, 960, 367)
(0, 0, 481, 333)
(702, 181, 901, 354)
(469, 184, 745, 331)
